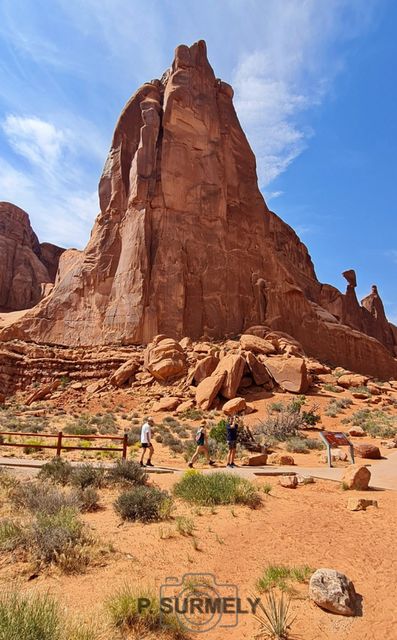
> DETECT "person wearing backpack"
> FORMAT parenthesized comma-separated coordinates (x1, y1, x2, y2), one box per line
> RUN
(226, 414, 239, 468)
(188, 421, 215, 468)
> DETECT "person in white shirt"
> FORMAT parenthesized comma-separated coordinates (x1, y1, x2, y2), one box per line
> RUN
(139, 417, 154, 467)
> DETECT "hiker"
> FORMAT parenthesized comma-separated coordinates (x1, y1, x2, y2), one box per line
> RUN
(226, 414, 239, 468)
(188, 421, 215, 468)
(140, 416, 154, 467)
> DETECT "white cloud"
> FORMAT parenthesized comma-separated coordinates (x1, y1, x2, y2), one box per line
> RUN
(232, 0, 377, 188)
(2, 115, 68, 170)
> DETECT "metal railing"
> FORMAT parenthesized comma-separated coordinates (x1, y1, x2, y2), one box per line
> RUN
(0, 431, 129, 459)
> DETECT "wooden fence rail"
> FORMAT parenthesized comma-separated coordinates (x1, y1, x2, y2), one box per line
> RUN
(0, 431, 129, 459)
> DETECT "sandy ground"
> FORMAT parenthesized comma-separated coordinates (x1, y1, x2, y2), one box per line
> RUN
(0, 309, 28, 328)
(1, 381, 397, 638)
(1, 473, 396, 640)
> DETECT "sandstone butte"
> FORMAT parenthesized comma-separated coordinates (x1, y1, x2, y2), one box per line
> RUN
(0, 202, 65, 311)
(1, 40, 397, 379)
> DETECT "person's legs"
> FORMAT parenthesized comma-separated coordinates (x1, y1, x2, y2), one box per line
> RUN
(189, 446, 201, 466)
(146, 443, 154, 466)
(230, 443, 237, 465)
(139, 444, 147, 465)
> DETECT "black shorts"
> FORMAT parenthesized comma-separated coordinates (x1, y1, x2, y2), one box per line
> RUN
(141, 443, 152, 449)
(227, 441, 237, 450)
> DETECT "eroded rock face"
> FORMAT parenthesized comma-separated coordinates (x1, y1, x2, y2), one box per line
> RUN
(1, 42, 396, 379)
(0, 202, 64, 310)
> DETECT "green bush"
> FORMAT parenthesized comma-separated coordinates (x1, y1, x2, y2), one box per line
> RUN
(39, 458, 73, 485)
(209, 419, 227, 443)
(70, 464, 105, 490)
(126, 426, 141, 445)
(31, 507, 89, 570)
(107, 584, 187, 638)
(173, 471, 261, 508)
(107, 460, 148, 486)
(0, 590, 62, 640)
(0, 519, 23, 551)
(345, 408, 397, 438)
(74, 488, 100, 513)
(114, 486, 173, 522)
(257, 564, 314, 592)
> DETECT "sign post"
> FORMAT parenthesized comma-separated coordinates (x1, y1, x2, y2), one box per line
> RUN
(319, 431, 355, 468)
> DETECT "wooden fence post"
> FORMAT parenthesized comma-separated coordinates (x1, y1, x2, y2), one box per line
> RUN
(56, 432, 63, 457)
(122, 432, 128, 460)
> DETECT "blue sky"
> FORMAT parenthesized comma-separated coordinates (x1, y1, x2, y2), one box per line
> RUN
(0, 0, 396, 321)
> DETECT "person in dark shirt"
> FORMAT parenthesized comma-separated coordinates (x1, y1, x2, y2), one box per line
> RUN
(188, 421, 215, 468)
(226, 414, 239, 468)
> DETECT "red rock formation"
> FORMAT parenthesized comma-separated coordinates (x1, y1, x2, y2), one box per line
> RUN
(1, 41, 396, 379)
(0, 202, 64, 310)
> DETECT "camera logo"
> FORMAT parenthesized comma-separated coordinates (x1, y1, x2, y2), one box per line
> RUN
(160, 573, 239, 633)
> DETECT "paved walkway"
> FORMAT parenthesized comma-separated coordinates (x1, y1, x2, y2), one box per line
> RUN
(1, 452, 397, 490)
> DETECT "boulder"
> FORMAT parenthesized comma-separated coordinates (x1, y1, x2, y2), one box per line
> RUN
(244, 325, 271, 338)
(347, 498, 378, 511)
(297, 475, 314, 485)
(110, 358, 140, 387)
(337, 374, 368, 388)
(222, 397, 247, 415)
(195, 372, 226, 411)
(263, 356, 309, 393)
(279, 475, 298, 488)
(179, 337, 192, 349)
(152, 396, 181, 412)
(309, 568, 357, 616)
(348, 426, 366, 437)
(245, 453, 268, 466)
(354, 444, 381, 460)
(25, 380, 60, 405)
(240, 334, 276, 355)
(191, 355, 219, 384)
(144, 338, 187, 381)
(341, 465, 371, 490)
(213, 353, 245, 399)
(269, 453, 295, 466)
(245, 352, 272, 386)
(175, 400, 194, 414)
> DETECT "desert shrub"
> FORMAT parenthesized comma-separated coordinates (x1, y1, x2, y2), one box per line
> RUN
(154, 434, 163, 443)
(174, 471, 261, 508)
(285, 437, 310, 454)
(254, 590, 295, 640)
(323, 383, 343, 393)
(107, 585, 186, 638)
(175, 515, 195, 536)
(301, 407, 321, 427)
(10, 482, 79, 515)
(126, 426, 141, 446)
(354, 385, 372, 397)
(23, 438, 44, 454)
(257, 564, 314, 592)
(325, 398, 353, 417)
(39, 458, 73, 485)
(178, 408, 203, 421)
(0, 519, 23, 551)
(0, 590, 62, 640)
(74, 488, 100, 513)
(107, 459, 148, 486)
(31, 507, 89, 570)
(168, 440, 184, 454)
(345, 409, 397, 438)
(114, 486, 173, 522)
(90, 412, 118, 434)
(268, 401, 284, 413)
(163, 416, 179, 427)
(255, 411, 302, 443)
(70, 464, 105, 490)
(209, 419, 227, 443)
(305, 438, 324, 450)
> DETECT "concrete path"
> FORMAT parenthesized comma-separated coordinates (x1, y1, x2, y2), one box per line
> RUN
(1, 452, 397, 490)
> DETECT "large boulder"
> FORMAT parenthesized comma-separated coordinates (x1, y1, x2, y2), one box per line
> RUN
(190, 355, 219, 384)
(144, 337, 187, 381)
(263, 356, 309, 393)
(110, 358, 140, 387)
(245, 352, 272, 386)
(337, 374, 368, 388)
(240, 335, 276, 355)
(309, 568, 357, 616)
(354, 444, 381, 460)
(152, 396, 181, 412)
(222, 397, 247, 415)
(213, 353, 245, 399)
(341, 465, 371, 490)
(195, 372, 226, 411)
